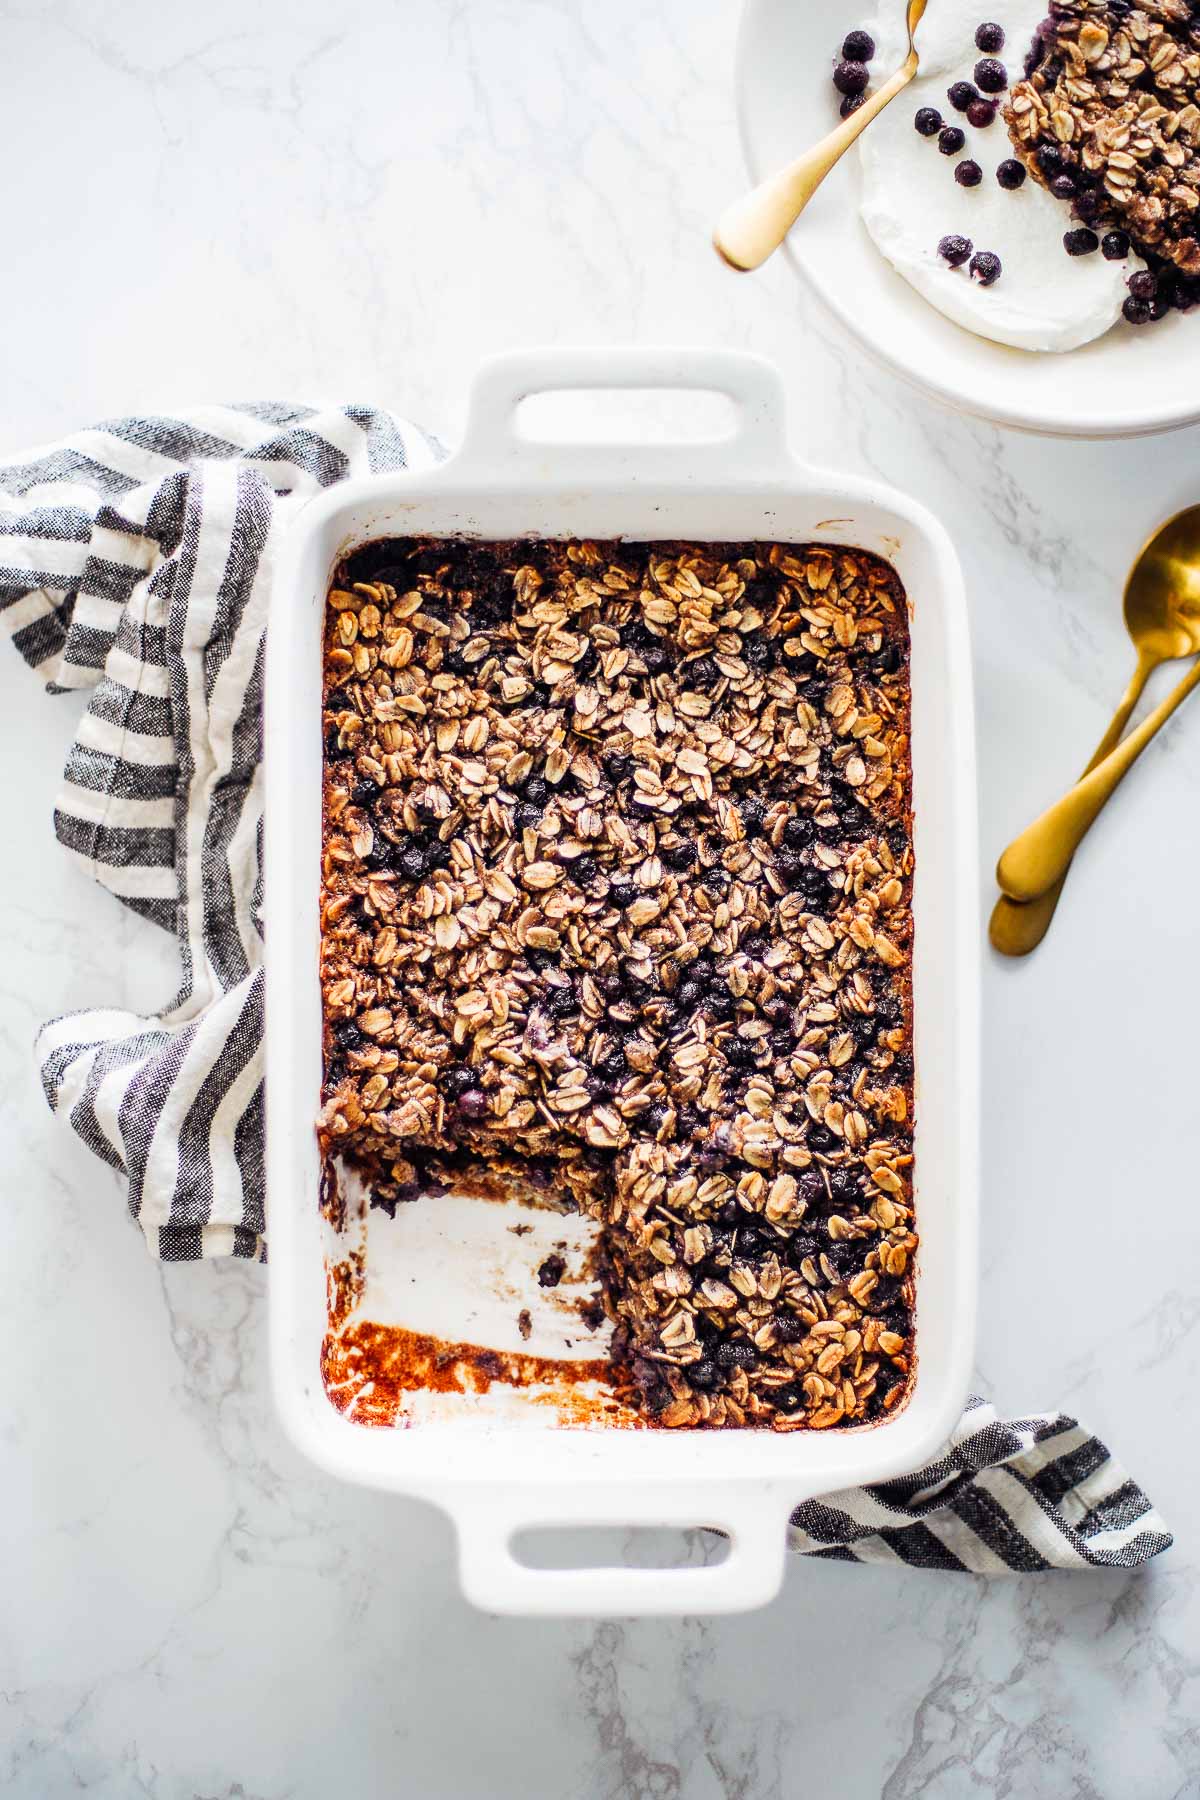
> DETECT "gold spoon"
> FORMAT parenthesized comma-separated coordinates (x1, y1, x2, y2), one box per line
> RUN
(991, 504, 1200, 940)
(714, 0, 928, 273)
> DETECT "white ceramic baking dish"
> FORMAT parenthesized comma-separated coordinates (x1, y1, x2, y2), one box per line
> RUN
(266, 348, 979, 1616)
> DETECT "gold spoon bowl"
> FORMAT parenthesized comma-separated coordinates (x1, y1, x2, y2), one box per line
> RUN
(991, 503, 1200, 955)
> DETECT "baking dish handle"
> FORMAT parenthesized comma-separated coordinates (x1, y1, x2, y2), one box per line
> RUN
(450, 1484, 794, 1617)
(450, 347, 792, 482)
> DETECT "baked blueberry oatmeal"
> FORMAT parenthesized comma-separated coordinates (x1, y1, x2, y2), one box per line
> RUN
(1007, 0, 1200, 317)
(318, 537, 916, 1430)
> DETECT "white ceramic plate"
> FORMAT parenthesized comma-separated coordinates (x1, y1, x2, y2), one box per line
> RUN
(735, 0, 1200, 437)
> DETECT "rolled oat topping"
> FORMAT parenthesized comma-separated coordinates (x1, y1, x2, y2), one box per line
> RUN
(1007, 0, 1200, 280)
(319, 538, 915, 1431)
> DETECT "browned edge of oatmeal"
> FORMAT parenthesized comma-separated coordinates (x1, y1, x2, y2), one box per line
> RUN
(318, 537, 916, 1431)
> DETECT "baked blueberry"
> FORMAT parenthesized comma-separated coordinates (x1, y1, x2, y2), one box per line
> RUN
(1063, 227, 1099, 255)
(662, 839, 697, 872)
(774, 847, 804, 886)
(739, 796, 767, 835)
(545, 984, 578, 1019)
(1156, 267, 1180, 306)
(685, 655, 719, 689)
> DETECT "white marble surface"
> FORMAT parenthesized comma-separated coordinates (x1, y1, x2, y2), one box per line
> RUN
(3, 1, 1200, 1794)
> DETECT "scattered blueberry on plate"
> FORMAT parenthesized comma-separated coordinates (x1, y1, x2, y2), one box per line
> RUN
(974, 56, 1008, 92)
(969, 250, 1002, 285)
(834, 58, 869, 96)
(938, 233, 973, 266)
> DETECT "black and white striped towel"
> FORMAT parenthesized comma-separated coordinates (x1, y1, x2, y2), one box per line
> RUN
(1, 406, 1171, 1571)
(790, 1395, 1171, 1568)
(2, 403, 441, 1260)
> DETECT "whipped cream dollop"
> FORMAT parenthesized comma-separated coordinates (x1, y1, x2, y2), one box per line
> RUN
(857, 0, 1141, 351)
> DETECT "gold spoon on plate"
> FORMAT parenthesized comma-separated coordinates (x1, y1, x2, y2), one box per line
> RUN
(990, 504, 1200, 954)
(714, 0, 928, 272)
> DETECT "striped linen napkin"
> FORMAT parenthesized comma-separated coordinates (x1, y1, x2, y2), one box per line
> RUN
(0, 407, 1171, 1571)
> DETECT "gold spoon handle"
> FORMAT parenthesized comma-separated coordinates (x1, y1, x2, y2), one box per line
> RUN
(996, 653, 1200, 903)
(989, 656, 1154, 955)
(713, 55, 918, 273)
